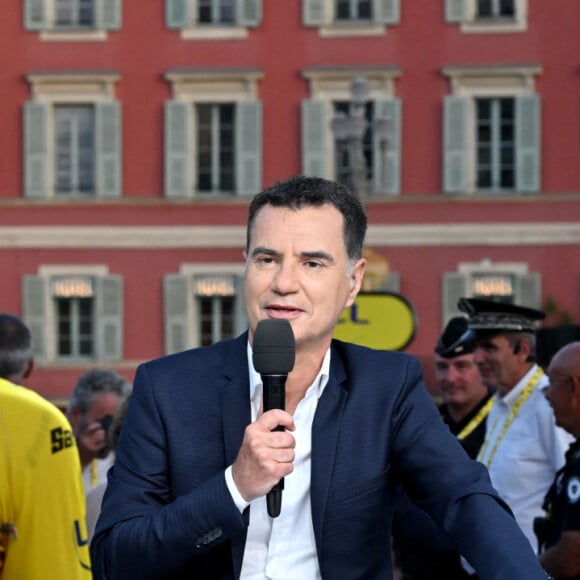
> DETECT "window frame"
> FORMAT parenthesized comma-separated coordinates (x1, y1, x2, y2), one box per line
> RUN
(441, 259, 541, 326)
(166, 0, 261, 40)
(25, 0, 121, 41)
(164, 68, 263, 199)
(442, 64, 542, 195)
(164, 263, 247, 353)
(445, 0, 527, 34)
(303, 0, 399, 37)
(23, 264, 123, 363)
(24, 72, 121, 200)
(301, 67, 402, 196)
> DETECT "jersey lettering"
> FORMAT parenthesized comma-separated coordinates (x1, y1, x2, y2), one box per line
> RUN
(50, 427, 75, 454)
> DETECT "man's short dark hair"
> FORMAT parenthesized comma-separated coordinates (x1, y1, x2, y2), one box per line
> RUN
(247, 176, 368, 266)
(0, 313, 33, 381)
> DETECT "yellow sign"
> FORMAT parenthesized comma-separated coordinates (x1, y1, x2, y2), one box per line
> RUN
(334, 292, 417, 351)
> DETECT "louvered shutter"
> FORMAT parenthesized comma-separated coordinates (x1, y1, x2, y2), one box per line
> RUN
(373, 98, 401, 196)
(301, 99, 328, 178)
(164, 101, 190, 198)
(96, 275, 123, 360)
(164, 274, 191, 354)
(516, 95, 541, 193)
(24, 102, 49, 199)
(95, 102, 122, 198)
(443, 96, 468, 193)
(23, 276, 48, 360)
(442, 272, 468, 325)
(235, 101, 262, 196)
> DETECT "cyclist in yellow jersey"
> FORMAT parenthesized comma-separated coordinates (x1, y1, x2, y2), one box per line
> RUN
(0, 313, 91, 579)
(0, 379, 92, 579)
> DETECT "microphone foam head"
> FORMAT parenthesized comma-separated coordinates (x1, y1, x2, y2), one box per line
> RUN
(252, 319, 296, 374)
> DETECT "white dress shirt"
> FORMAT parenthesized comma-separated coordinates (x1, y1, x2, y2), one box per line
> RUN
(478, 364, 574, 551)
(225, 345, 330, 579)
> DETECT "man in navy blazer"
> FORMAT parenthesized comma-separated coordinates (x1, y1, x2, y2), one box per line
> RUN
(91, 176, 548, 579)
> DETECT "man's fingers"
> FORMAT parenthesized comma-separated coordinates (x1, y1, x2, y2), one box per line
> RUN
(257, 408, 295, 432)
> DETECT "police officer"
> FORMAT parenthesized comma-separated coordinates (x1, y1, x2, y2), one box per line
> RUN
(458, 298, 573, 552)
(539, 341, 580, 579)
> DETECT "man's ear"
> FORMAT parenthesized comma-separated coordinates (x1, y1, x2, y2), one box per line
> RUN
(345, 258, 367, 307)
(23, 358, 34, 379)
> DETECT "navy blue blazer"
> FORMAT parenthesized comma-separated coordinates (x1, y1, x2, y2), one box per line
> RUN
(91, 333, 547, 579)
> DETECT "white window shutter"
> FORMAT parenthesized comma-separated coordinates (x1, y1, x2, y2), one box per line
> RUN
(516, 95, 541, 193)
(301, 99, 328, 178)
(442, 272, 468, 326)
(375, 0, 400, 24)
(443, 96, 468, 193)
(384, 271, 400, 293)
(95, 102, 122, 198)
(235, 101, 262, 196)
(233, 275, 248, 336)
(24, 0, 46, 30)
(24, 102, 49, 199)
(164, 274, 191, 354)
(23, 275, 48, 361)
(238, 0, 262, 27)
(96, 275, 123, 361)
(166, 0, 188, 29)
(373, 98, 401, 196)
(164, 100, 190, 198)
(98, 0, 122, 30)
(445, 0, 466, 22)
(303, 0, 326, 26)
(516, 272, 541, 309)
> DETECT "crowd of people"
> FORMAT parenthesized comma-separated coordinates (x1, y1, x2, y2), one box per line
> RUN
(1, 175, 579, 579)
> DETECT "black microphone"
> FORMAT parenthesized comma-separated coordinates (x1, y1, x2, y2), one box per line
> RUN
(252, 319, 295, 518)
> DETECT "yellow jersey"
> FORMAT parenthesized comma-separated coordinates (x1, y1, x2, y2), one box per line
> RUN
(0, 378, 91, 579)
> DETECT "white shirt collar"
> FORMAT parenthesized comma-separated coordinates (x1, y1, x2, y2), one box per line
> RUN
(500, 363, 539, 408)
(247, 341, 331, 411)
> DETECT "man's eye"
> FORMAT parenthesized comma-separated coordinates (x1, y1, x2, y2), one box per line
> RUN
(304, 260, 323, 269)
(254, 256, 275, 266)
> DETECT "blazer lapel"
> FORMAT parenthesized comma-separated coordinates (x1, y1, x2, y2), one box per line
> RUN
(221, 332, 252, 466)
(310, 348, 349, 551)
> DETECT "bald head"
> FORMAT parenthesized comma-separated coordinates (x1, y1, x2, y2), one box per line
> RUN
(545, 341, 580, 437)
(549, 341, 580, 377)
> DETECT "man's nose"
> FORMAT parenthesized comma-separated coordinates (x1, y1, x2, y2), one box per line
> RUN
(272, 262, 299, 293)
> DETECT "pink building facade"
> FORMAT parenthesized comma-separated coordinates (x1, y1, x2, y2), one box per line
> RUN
(1, 1, 579, 402)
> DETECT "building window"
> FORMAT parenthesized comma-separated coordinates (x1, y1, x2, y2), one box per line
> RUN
(164, 69, 262, 199)
(301, 68, 401, 197)
(55, 0, 96, 27)
(166, 0, 261, 39)
(198, 0, 235, 24)
(164, 268, 247, 353)
(52, 276, 95, 358)
(476, 0, 514, 18)
(475, 97, 515, 191)
(24, 0, 120, 39)
(442, 65, 541, 195)
(24, 72, 121, 200)
(55, 105, 95, 195)
(333, 101, 374, 191)
(23, 269, 123, 362)
(197, 104, 235, 194)
(335, 0, 372, 21)
(303, 0, 399, 35)
(195, 275, 237, 345)
(441, 259, 541, 325)
(445, 0, 526, 33)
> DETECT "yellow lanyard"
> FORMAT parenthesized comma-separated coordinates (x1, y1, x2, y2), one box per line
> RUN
(477, 367, 544, 468)
(90, 458, 98, 488)
(457, 397, 495, 441)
